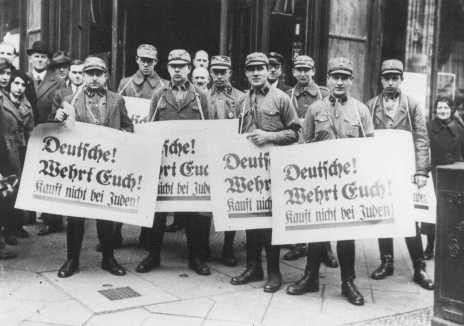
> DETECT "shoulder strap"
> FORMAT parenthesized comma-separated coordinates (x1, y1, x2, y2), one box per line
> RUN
(150, 92, 165, 122)
(404, 95, 414, 132)
(118, 76, 134, 95)
(193, 89, 205, 120)
(355, 101, 366, 138)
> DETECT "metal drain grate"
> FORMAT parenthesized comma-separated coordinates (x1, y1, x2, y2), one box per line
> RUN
(98, 286, 141, 301)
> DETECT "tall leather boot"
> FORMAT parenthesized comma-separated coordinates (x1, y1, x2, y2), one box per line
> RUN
(186, 213, 210, 275)
(322, 241, 338, 268)
(371, 238, 394, 280)
(58, 217, 83, 278)
(338, 240, 364, 306)
(264, 245, 282, 292)
(412, 259, 434, 290)
(222, 231, 237, 266)
(406, 224, 433, 290)
(136, 213, 166, 273)
(98, 220, 125, 276)
(287, 242, 322, 295)
(231, 229, 263, 285)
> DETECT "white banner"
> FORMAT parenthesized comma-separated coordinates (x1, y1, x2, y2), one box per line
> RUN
(270, 130, 417, 244)
(136, 119, 238, 212)
(413, 174, 436, 224)
(209, 135, 272, 231)
(15, 122, 161, 227)
(123, 96, 151, 125)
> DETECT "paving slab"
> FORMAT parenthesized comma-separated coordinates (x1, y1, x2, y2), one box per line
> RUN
(85, 308, 151, 326)
(41, 269, 176, 313)
(25, 299, 92, 326)
(141, 313, 203, 326)
(146, 297, 214, 318)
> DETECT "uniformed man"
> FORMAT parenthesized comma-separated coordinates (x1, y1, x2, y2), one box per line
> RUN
(208, 55, 245, 266)
(367, 59, 433, 290)
(116, 44, 168, 249)
(54, 56, 133, 278)
(282, 55, 337, 268)
(267, 51, 291, 92)
(136, 49, 211, 276)
(286, 57, 374, 306)
(193, 50, 209, 69)
(230, 52, 299, 293)
(192, 67, 210, 91)
(117, 44, 167, 99)
(51, 51, 71, 87)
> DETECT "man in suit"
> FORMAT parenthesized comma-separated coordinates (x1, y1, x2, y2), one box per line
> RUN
(51, 51, 71, 87)
(267, 52, 291, 92)
(51, 59, 84, 117)
(54, 56, 133, 278)
(27, 41, 66, 236)
(366, 59, 433, 290)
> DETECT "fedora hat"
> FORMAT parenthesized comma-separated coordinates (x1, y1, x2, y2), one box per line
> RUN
(27, 41, 50, 56)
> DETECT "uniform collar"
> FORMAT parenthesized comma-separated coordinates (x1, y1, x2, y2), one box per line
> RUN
(294, 82, 318, 97)
(211, 82, 232, 95)
(84, 86, 106, 97)
(250, 83, 270, 96)
(382, 88, 401, 100)
(133, 70, 161, 88)
(170, 80, 190, 91)
(328, 93, 348, 105)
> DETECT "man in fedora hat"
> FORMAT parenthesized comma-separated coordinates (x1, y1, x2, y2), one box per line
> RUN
(27, 41, 66, 236)
(50, 51, 72, 87)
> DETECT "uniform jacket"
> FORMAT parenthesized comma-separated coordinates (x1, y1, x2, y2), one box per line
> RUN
(149, 81, 209, 121)
(117, 70, 168, 99)
(287, 83, 329, 118)
(428, 117, 464, 169)
(30, 70, 66, 123)
(276, 80, 291, 92)
(207, 84, 245, 120)
(239, 84, 299, 145)
(303, 96, 374, 143)
(0, 91, 34, 175)
(367, 92, 430, 175)
(63, 89, 133, 132)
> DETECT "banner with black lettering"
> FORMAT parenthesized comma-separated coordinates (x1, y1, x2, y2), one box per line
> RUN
(136, 120, 238, 212)
(15, 122, 161, 227)
(270, 130, 416, 244)
(209, 135, 272, 231)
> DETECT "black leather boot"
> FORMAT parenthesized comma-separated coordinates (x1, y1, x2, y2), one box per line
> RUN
(231, 265, 264, 285)
(221, 231, 237, 266)
(136, 253, 160, 273)
(286, 270, 319, 295)
(322, 242, 338, 268)
(263, 246, 281, 293)
(413, 260, 434, 290)
(341, 281, 364, 306)
(58, 258, 79, 278)
(370, 254, 394, 280)
(231, 230, 264, 285)
(283, 244, 306, 261)
(101, 257, 126, 276)
(188, 256, 211, 276)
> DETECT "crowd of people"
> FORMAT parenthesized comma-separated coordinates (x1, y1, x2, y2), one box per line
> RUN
(0, 39, 462, 307)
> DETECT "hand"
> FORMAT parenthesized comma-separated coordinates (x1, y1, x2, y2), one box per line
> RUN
(247, 129, 272, 146)
(414, 175, 427, 189)
(55, 108, 68, 122)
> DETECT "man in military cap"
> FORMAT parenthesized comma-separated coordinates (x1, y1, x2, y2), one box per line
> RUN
(267, 51, 291, 92)
(115, 44, 168, 250)
(230, 52, 299, 293)
(51, 51, 71, 87)
(367, 59, 433, 290)
(282, 55, 338, 267)
(27, 41, 67, 236)
(53, 56, 133, 278)
(192, 67, 210, 92)
(286, 57, 374, 306)
(207, 54, 246, 266)
(136, 49, 211, 276)
(118, 44, 167, 99)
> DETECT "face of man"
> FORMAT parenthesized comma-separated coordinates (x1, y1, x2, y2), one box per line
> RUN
(30, 53, 49, 72)
(293, 67, 314, 85)
(69, 64, 84, 86)
(136, 56, 156, 76)
(381, 73, 402, 94)
(268, 62, 282, 82)
(10, 76, 26, 99)
(55, 63, 70, 81)
(192, 68, 210, 90)
(83, 69, 107, 89)
(193, 51, 209, 68)
(0, 68, 11, 89)
(0, 44, 15, 62)
(327, 73, 352, 97)
(210, 68, 231, 87)
(168, 64, 190, 84)
(245, 64, 269, 88)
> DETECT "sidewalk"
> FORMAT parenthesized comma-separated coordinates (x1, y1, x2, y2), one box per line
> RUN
(0, 221, 434, 326)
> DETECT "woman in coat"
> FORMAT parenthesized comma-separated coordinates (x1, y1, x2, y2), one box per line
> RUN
(0, 68, 35, 246)
(425, 97, 464, 259)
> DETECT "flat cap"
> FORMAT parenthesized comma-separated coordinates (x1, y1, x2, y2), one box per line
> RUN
(51, 51, 71, 66)
(381, 59, 403, 75)
(83, 56, 107, 72)
(294, 55, 314, 69)
(245, 52, 269, 67)
(168, 49, 191, 65)
(327, 57, 353, 76)
(137, 44, 157, 59)
(268, 51, 284, 65)
(210, 55, 231, 68)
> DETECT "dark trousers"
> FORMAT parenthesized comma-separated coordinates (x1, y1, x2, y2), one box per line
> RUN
(147, 212, 211, 260)
(42, 213, 63, 229)
(377, 222, 424, 267)
(307, 240, 355, 282)
(223, 231, 235, 252)
(66, 217, 115, 260)
(245, 228, 280, 275)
